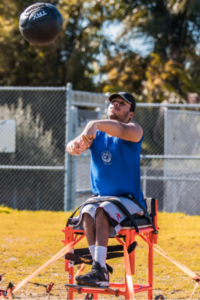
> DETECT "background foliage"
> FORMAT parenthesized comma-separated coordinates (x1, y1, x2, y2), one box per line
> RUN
(1, 0, 200, 100)
(1, 0, 200, 174)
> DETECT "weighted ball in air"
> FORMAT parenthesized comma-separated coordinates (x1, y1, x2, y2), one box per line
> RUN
(19, 2, 63, 45)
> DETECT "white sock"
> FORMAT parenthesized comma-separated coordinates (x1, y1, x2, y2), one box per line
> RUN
(94, 246, 107, 269)
(89, 245, 95, 260)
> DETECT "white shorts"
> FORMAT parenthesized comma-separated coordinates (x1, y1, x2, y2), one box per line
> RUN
(71, 196, 144, 236)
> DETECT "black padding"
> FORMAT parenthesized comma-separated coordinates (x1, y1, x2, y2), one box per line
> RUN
(74, 245, 123, 256)
(68, 198, 156, 230)
(145, 197, 156, 217)
(73, 252, 124, 263)
(127, 241, 137, 254)
(68, 218, 78, 226)
(152, 198, 156, 217)
(120, 215, 151, 227)
(65, 253, 114, 274)
(65, 252, 124, 269)
(107, 252, 124, 260)
(65, 252, 92, 264)
(107, 245, 123, 252)
(69, 216, 151, 229)
(67, 198, 140, 233)
(74, 248, 90, 255)
(119, 198, 156, 228)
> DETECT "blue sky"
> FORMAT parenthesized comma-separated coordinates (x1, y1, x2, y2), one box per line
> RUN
(93, 21, 154, 84)
(102, 21, 154, 57)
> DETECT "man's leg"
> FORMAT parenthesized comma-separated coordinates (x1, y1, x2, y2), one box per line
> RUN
(95, 207, 110, 247)
(94, 208, 110, 269)
(82, 213, 95, 245)
(75, 208, 110, 287)
(82, 213, 95, 260)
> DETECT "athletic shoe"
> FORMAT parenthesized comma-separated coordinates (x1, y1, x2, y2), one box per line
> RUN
(75, 261, 109, 287)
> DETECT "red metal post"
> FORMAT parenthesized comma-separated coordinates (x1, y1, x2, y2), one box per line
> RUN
(124, 230, 131, 299)
(93, 293, 98, 299)
(130, 229, 136, 275)
(64, 227, 74, 271)
(64, 227, 74, 299)
(148, 232, 153, 300)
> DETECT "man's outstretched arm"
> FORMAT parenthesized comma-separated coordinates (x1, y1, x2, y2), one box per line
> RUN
(81, 120, 143, 147)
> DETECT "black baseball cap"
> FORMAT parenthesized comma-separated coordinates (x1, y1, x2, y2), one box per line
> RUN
(108, 91, 136, 112)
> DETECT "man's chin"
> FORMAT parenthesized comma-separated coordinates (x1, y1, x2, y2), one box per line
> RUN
(108, 114, 118, 120)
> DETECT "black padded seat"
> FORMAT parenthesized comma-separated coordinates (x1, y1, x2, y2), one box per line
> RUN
(68, 198, 156, 230)
(120, 215, 152, 228)
(119, 197, 156, 229)
(68, 215, 152, 231)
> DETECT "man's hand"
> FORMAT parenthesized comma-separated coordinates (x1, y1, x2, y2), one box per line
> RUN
(66, 124, 96, 156)
(70, 138, 88, 155)
(81, 121, 97, 147)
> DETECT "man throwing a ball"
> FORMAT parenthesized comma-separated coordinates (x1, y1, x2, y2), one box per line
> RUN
(66, 92, 145, 287)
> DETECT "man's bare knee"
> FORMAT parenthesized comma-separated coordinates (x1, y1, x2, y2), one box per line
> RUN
(96, 207, 105, 217)
(82, 212, 95, 225)
(95, 208, 109, 226)
(83, 212, 94, 220)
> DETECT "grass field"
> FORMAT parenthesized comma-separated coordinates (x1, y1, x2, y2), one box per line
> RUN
(0, 206, 200, 299)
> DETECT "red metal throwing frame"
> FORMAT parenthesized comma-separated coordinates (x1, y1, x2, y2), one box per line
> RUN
(62, 200, 159, 300)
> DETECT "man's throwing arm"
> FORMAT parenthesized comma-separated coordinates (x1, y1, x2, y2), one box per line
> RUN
(82, 120, 143, 147)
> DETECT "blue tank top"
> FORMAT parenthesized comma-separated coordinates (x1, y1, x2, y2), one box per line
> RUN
(90, 130, 145, 207)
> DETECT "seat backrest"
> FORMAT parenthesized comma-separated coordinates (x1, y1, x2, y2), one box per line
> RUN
(144, 198, 156, 217)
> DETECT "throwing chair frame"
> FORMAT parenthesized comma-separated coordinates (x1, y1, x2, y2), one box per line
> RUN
(62, 198, 159, 300)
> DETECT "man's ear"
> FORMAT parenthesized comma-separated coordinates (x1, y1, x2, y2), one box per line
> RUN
(129, 111, 134, 119)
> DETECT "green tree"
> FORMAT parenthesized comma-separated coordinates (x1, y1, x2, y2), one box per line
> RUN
(0, 0, 111, 152)
(144, 53, 196, 102)
(101, 50, 147, 95)
(104, 0, 200, 62)
(99, 0, 200, 102)
(0, 0, 106, 89)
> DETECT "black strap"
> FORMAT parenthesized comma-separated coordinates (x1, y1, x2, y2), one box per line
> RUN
(64, 253, 114, 274)
(74, 245, 123, 255)
(120, 194, 158, 234)
(67, 198, 139, 233)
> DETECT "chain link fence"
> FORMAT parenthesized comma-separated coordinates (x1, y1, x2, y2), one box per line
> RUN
(0, 86, 67, 211)
(70, 94, 200, 215)
(0, 85, 200, 214)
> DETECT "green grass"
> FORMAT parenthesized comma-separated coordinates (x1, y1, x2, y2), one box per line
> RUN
(0, 207, 200, 299)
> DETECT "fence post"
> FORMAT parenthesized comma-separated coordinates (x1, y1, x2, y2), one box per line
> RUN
(64, 82, 72, 212)
(105, 93, 109, 119)
(164, 107, 168, 211)
(69, 106, 78, 210)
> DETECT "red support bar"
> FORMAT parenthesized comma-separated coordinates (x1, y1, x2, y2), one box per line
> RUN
(130, 230, 136, 275)
(124, 230, 131, 299)
(64, 227, 73, 272)
(66, 285, 153, 297)
(148, 232, 153, 300)
(110, 283, 126, 288)
(134, 285, 152, 294)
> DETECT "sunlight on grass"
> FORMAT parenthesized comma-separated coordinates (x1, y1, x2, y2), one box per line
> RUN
(0, 210, 200, 299)
(0, 205, 14, 214)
